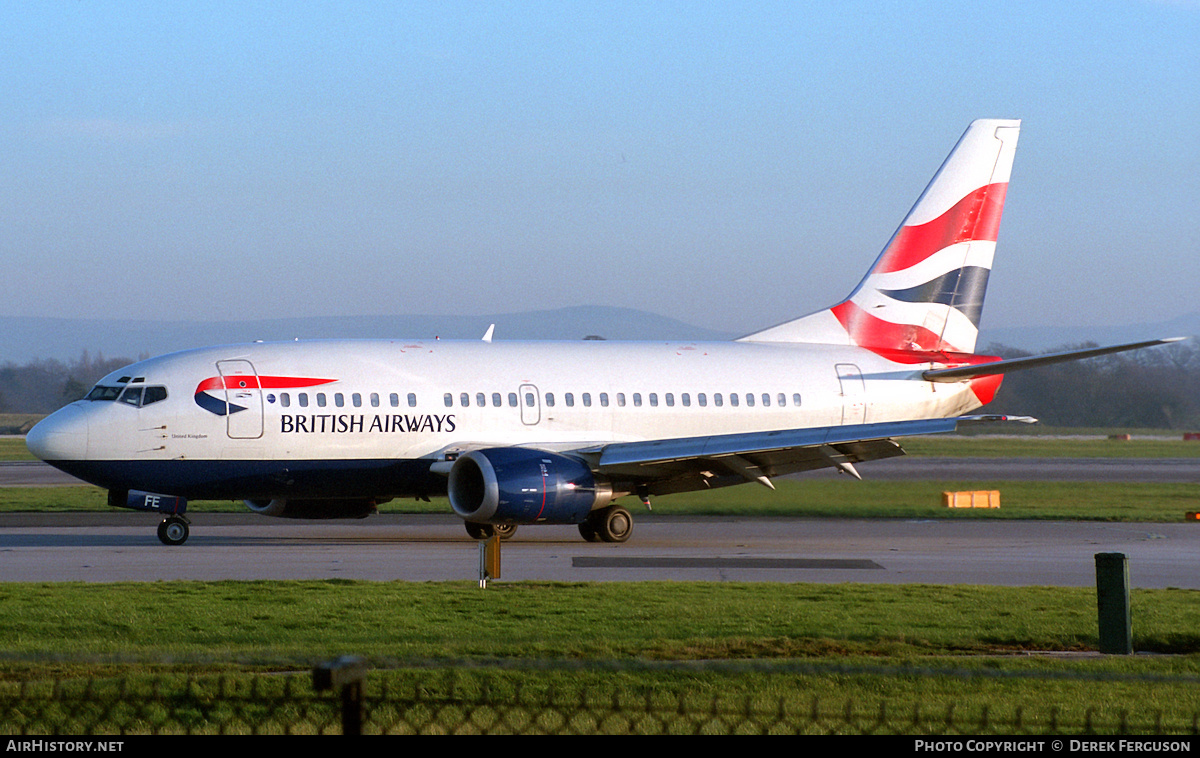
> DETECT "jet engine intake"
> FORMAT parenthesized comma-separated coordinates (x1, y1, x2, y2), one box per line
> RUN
(447, 448, 612, 524)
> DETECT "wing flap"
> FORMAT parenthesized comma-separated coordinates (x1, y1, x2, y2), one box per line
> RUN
(595, 417, 959, 482)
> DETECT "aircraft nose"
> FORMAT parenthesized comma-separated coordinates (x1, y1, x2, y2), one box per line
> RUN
(26, 405, 89, 462)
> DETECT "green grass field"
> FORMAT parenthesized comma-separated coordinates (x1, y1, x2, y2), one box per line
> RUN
(1, 582, 1197, 733)
(4, 581, 1197, 662)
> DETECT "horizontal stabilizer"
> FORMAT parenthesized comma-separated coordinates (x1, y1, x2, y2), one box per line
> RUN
(956, 414, 1038, 424)
(923, 337, 1186, 382)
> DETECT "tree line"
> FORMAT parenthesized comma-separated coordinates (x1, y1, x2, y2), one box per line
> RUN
(981, 340, 1200, 430)
(2, 342, 1199, 429)
(0, 352, 138, 418)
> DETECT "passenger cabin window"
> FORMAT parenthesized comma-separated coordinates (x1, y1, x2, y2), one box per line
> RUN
(492, 392, 502, 407)
(390, 393, 400, 407)
(370, 393, 380, 408)
(409, 393, 418, 407)
(565, 392, 574, 407)
(444, 393, 453, 407)
(545, 393, 555, 407)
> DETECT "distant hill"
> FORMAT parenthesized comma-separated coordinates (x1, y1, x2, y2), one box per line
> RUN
(0, 306, 738, 363)
(2, 306, 1196, 363)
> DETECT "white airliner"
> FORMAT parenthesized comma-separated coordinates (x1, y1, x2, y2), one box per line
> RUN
(26, 119, 1178, 545)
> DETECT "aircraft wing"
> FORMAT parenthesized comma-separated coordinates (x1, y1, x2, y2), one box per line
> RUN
(583, 416, 973, 495)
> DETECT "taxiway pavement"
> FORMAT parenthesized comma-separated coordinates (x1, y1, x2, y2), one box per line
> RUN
(1, 512, 1195, 588)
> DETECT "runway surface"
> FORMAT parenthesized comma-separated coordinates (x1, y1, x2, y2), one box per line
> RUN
(2, 512, 1196, 588)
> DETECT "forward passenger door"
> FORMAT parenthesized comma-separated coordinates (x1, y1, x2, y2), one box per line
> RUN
(217, 360, 264, 439)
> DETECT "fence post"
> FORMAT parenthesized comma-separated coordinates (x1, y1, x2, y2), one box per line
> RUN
(313, 655, 367, 734)
(1095, 553, 1132, 655)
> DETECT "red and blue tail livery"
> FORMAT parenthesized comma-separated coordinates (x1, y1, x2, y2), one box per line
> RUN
(740, 120, 1019, 355)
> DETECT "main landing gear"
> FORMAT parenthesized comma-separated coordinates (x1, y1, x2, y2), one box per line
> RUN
(462, 504, 635, 543)
(157, 515, 190, 546)
(577, 504, 633, 543)
(464, 522, 518, 540)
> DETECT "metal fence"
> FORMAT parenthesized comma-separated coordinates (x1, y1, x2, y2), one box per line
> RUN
(3, 659, 1199, 736)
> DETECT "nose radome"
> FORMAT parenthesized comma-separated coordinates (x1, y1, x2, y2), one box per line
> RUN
(26, 405, 89, 462)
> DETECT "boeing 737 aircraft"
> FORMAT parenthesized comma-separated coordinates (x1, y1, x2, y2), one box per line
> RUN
(26, 119, 1178, 544)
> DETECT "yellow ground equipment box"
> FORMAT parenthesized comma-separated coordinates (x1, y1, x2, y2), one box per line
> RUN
(942, 490, 1001, 509)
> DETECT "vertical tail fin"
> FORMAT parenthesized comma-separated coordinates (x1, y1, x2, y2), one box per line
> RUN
(740, 119, 1020, 355)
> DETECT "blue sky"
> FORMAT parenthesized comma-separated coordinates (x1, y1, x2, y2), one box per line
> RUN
(3, 2, 1198, 336)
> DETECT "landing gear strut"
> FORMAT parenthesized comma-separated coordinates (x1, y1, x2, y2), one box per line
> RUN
(157, 515, 190, 546)
(579, 504, 633, 543)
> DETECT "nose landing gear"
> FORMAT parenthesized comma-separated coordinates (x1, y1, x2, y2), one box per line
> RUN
(157, 515, 190, 546)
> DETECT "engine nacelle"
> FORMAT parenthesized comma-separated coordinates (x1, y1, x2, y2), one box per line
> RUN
(448, 448, 613, 525)
(243, 498, 378, 519)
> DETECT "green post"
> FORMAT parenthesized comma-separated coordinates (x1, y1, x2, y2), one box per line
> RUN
(1095, 553, 1132, 655)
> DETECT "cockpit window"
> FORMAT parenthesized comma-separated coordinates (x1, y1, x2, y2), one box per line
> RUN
(86, 385, 124, 401)
(88, 384, 167, 407)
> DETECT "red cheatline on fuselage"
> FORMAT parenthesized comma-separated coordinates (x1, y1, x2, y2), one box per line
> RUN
(194, 375, 337, 394)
